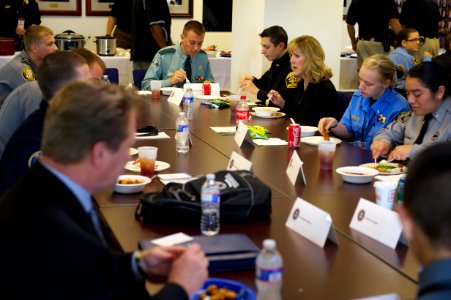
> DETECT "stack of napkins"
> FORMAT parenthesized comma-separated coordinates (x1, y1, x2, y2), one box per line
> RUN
(253, 138, 288, 146)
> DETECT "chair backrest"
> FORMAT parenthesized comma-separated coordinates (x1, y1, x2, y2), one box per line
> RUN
(104, 68, 119, 84)
(336, 90, 354, 119)
(133, 69, 147, 89)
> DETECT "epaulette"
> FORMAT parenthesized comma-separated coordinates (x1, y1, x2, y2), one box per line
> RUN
(159, 46, 176, 55)
(21, 58, 32, 66)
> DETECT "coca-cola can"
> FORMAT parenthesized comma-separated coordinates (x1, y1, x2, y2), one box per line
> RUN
(203, 82, 211, 95)
(288, 124, 301, 149)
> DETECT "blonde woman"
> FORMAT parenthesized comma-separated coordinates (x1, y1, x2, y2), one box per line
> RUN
(318, 54, 410, 149)
(269, 35, 339, 126)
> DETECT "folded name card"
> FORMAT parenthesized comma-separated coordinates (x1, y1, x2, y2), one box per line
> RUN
(286, 151, 306, 185)
(285, 198, 338, 247)
(234, 122, 253, 147)
(227, 151, 253, 172)
(349, 198, 405, 249)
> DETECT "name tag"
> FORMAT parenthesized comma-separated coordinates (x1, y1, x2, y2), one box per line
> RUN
(351, 115, 360, 122)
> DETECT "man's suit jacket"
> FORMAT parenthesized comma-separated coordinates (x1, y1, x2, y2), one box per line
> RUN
(0, 161, 188, 300)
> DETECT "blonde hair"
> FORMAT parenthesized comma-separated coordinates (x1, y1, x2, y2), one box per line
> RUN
(361, 54, 396, 83)
(24, 25, 53, 52)
(288, 35, 332, 83)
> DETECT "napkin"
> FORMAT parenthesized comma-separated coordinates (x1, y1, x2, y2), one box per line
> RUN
(374, 174, 406, 183)
(210, 126, 236, 135)
(135, 131, 170, 140)
(253, 138, 288, 146)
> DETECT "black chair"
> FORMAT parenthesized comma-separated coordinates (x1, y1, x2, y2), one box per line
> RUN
(132, 69, 147, 89)
(104, 68, 119, 84)
(336, 90, 353, 119)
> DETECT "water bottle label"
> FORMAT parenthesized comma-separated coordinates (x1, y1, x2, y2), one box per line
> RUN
(256, 267, 283, 282)
(202, 192, 220, 204)
(177, 124, 189, 133)
(183, 96, 194, 103)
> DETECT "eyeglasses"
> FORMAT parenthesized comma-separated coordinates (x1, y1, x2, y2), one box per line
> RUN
(406, 36, 425, 44)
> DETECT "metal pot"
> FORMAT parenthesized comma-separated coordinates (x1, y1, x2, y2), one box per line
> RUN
(95, 36, 116, 56)
(55, 30, 85, 51)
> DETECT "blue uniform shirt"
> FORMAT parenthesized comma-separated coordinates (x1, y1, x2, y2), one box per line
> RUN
(389, 46, 431, 89)
(141, 43, 215, 90)
(340, 87, 410, 149)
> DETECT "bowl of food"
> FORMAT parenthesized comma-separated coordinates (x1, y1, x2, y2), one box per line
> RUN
(114, 175, 151, 194)
(191, 278, 256, 300)
(301, 126, 318, 137)
(336, 166, 379, 184)
(252, 107, 280, 117)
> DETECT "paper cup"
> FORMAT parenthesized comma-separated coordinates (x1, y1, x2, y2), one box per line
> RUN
(138, 146, 158, 177)
(150, 80, 162, 99)
(373, 181, 397, 209)
(318, 141, 336, 171)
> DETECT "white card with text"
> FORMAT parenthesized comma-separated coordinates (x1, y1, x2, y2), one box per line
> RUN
(234, 122, 253, 147)
(350, 198, 404, 249)
(286, 151, 306, 185)
(167, 89, 185, 105)
(227, 151, 253, 172)
(285, 198, 339, 247)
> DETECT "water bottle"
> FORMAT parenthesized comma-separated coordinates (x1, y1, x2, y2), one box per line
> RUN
(175, 112, 189, 153)
(235, 95, 249, 126)
(200, 173, 220, 236)
(183, 87, 194, 120)
(256, 239, 283, 300)
(102, 74, 111, 85)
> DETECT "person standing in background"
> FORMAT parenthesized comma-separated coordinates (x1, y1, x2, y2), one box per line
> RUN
(106, 0, 132, 49)
(346, 0, 402, 70)
(0, 0, 41, 50)
(400, 0, 440, 60)
(131, 0, 172, 70)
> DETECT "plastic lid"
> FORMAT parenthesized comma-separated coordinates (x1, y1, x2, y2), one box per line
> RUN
(263, 239, 276, 250)
(206, 173, 215, 180)
(103, 75, 108, 78)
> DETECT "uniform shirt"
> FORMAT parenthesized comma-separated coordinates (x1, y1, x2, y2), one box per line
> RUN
(418, 260, 451, 300)
(389, 47, 431, 89)
(373, 98, 451, 159)
(0, 51, 37, 106)
(110, 0, 132, 33)
(0, 80, 41, 158)
(131, 0, 171, 62)
(340, 87, 410, 149)
(142, 43, 215, 89)
(400, 0, 440, 38)
(252, 51, 292, 101)
(346, 0, 399, 40)
(282, 79, 339, 127)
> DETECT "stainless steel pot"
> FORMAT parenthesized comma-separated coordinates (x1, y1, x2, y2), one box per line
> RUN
(55, 30, 85, 51)
(96, 36, 116, 56)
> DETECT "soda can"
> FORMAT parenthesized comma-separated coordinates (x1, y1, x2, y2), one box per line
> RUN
(288, 124, 301, 149)
(203, 82, 211, 95)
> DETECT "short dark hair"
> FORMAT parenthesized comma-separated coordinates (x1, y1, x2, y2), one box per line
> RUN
(183, 20, 205, 36)
(259, 26, 288, 49)
(71, 48, 106, 72)
(404, 142, 451, 249)
(407, 62, 449, 98)
(396, 28, 418, 46)
(37, 51, 88, 100)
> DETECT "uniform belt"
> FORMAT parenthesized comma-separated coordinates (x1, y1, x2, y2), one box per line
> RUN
(358, 37, 381, 42)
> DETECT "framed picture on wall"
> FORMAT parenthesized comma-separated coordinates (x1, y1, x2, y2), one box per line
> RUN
(37, 0, 82, 16)
(167, 0, 193, 18)
(86, 0, 114, 16)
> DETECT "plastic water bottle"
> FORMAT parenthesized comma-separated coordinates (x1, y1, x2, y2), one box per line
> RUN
(175, 112, 189, 153)
(235, 95, 249, 126)
(183, 87, 194, 120)
(200, 173, 220, 236)
(256, 239, 283, 300)
(102, 74, 111, 85)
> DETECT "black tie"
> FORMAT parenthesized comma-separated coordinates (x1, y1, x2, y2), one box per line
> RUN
(88, 202, 108, 246)
(414, 113, 433, 144)
(184, 56, 191, 82)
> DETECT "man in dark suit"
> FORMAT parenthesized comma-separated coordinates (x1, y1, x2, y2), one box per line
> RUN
(0, 81, 208, 299)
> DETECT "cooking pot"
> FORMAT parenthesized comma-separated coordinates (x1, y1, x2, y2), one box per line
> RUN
(96, 36, 116, 56)
(55, 30, 85, 51)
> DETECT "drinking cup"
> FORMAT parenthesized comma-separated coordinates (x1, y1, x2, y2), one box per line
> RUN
(229, 95, 240, 116)
(150, 80, 162, 99)
(138, 146, 158, 177)
(373, 181, 398, 209)
(318, 141, 336, 171)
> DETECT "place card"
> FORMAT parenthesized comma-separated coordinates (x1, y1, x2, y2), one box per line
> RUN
(253, 138, 288, 146)
(151, 232, 193, 247)
(285, 198, 339, 248)
(286, 151, 306, 185)
(227, 151, 253, 172)
(167, 89, 185, 105)
(234, 122, 253, 147)
(349, 198, 404, 249)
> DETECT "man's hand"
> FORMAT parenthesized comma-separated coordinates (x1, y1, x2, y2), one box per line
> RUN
(371, 140, 391, 159)
(170, 69, 187, 86)
(387, 145, 413, 162)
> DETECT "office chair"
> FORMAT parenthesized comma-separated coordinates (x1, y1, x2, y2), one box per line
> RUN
(103, 68, 119, 84)
(132, 69, 147, 89)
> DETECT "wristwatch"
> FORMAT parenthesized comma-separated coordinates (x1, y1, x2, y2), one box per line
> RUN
(134, 251, 149, 276)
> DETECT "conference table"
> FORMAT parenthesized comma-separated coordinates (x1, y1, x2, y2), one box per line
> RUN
(96, 95, 419, 299)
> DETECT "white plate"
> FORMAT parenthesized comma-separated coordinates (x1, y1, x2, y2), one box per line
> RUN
(124, 160, 171, 173)
(160, 87, 183, 96)
(300, 136, 342, 145)
(359, 161, 407, 175)
(301, 126, 318, 137)
(250, 112, 286, 119)
(114, 175, 151, 194)
(129, 148, 138, 156)
(336, 166, 379, 184)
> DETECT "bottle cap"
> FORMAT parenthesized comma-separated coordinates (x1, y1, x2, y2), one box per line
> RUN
(206, 173, 215, 180)
(240, 95, 246, 101)
(263, 239, 276, 250)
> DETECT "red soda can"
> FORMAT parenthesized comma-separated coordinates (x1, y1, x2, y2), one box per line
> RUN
(288, 124, 301, 148)
(203, 81, 211, 95)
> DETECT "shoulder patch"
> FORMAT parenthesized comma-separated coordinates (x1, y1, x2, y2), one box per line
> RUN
(397, 111, 412, 123)
(159, 47, 176, 55)
(285, 72, 298, 89)
(412, 57, 421, 65)
(22, 67, 35, 81)
(21, 58, 31, 66)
